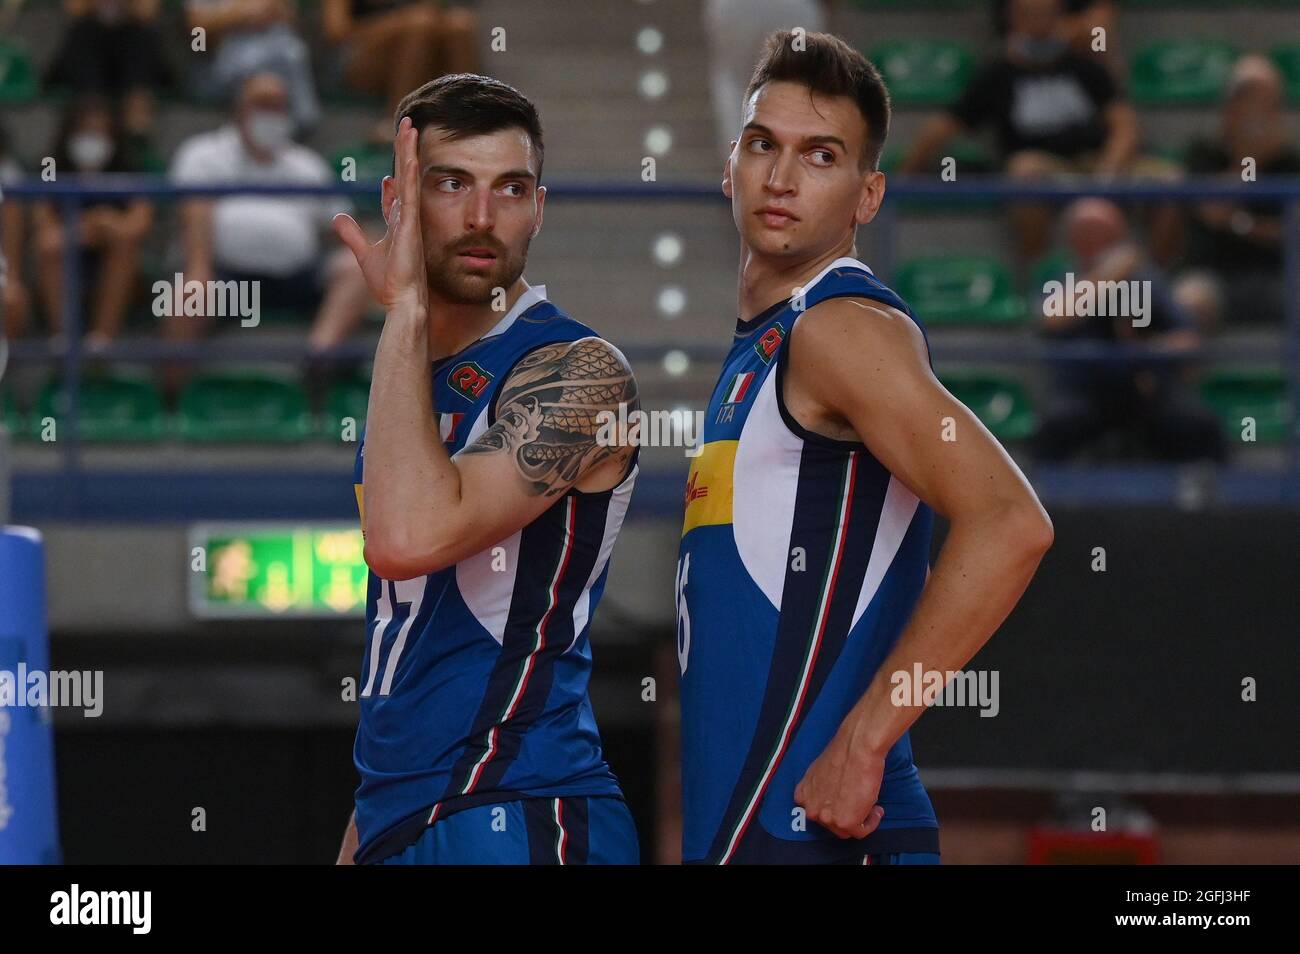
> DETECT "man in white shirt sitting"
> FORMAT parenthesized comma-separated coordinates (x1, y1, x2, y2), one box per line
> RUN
(167, 71, 369, 379)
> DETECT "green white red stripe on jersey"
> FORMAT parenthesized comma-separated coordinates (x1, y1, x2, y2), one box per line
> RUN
(718, 451, 860, 864)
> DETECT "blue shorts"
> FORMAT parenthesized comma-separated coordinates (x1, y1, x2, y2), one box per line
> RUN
(376, 796, 639, 865)
(692, 822, 940, 864)
(864, 851, 941, 865)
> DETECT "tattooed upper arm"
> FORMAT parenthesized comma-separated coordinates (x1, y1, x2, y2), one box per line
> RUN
(459, 337, 639, 497)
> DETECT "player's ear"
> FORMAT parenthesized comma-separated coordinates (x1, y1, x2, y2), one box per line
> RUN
(532, 184, 546, 238)
(854, 169, 886, 226)
(722, 150, 735, 199)
(381, 175, 397, 225)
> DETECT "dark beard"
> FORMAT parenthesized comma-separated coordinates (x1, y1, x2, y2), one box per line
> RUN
(426, 237, 530, 305)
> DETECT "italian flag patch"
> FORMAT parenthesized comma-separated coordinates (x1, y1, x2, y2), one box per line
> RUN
(723, 371, 755, 404)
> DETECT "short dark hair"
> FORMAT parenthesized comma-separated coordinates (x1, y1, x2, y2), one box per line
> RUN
(394, 73, 545, 181)
(744, 31, 891, 171)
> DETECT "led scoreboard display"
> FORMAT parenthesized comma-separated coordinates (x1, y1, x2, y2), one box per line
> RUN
(188, 524, 368, 618)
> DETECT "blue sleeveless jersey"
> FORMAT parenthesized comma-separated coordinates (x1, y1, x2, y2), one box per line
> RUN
(351, 286, 637, 864)
(676, 258, 940, 864)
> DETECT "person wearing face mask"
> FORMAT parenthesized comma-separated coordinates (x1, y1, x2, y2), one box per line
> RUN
(44, 1, 175, 147)
(901, 0, 1144, 261)
(186, 0, 322, 134)
(1173, 55, 1300, 331)
(28, 96, 153, 351)
(167, 72, 369, 394)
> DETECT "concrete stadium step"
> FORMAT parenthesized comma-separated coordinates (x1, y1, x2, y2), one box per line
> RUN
(489, 50, 710, 98)
(476, 0, 714, 45)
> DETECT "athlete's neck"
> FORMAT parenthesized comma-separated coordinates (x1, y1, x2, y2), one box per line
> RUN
(736, 236, 859, 324)
(426, 278, 532, 361)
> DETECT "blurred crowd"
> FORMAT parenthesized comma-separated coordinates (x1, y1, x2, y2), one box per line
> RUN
(1, 0, 480, 382)
(708, 0, 1296, 463)
(898, 0, 1295, 462)
(3, 0, 1298, 465)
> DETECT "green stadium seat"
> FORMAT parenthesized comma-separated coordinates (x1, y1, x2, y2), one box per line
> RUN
(0, 38, 37, 103)
(867, 39, 974, 106)
(879, 139, 995, 176)
(879, 139, 999, 212)
(877, 145, 905, 175)
(1130, 40, 1237, 105)
(892, 255, 1026, 324)
(940, 372, 1037, 440)
(178, 369, 314, 442)
(128, 137, 167, 175)
(1271, 44, 1300, 103)
(320, 370, 371, 440)
(329, 141, 392, 187)
(321, 87, 386, 111)
(1200, 369, 1291, 443)
(1027, 250, 1075, 297)
(1151, 142, 1189, 166)
(1, 386, 23, 437)
(34, 370, 167, 442)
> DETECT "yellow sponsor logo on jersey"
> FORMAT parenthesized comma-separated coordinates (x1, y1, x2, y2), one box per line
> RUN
(681, 440, 736, 537)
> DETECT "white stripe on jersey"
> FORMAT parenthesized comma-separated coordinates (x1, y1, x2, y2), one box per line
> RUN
(850, 476, 920, 631)
(568, 461, 638, 651)
(732, 367, 802, 611)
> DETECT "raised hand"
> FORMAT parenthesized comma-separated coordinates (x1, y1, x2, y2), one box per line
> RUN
(333, 116, 429, 315)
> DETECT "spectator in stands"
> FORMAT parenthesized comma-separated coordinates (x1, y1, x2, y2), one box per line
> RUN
(1173, 55, 1300, 331)
(321, 0, 479, 143)
(704, 0, 828, 158)
(167, 72, 368, 377)
(1033, 198, 1225, 463)
(186, 0, 321, 132)
(992, 0, 1118, 70)
(44, 0, 175, 152)
(28, 96, 153, 351)
(901, 0, 1142, 261)
(0, 122, 28, 342)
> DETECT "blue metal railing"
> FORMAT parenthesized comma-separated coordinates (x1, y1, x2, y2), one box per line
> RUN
(3, 174, 1299, 513)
